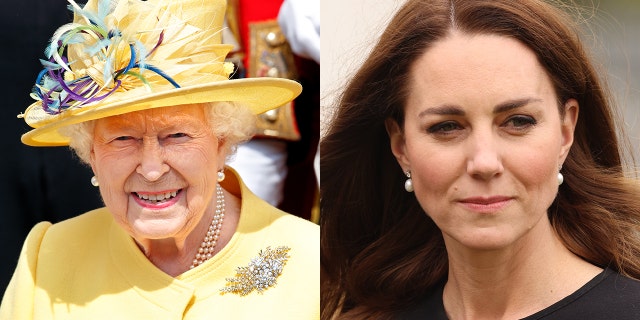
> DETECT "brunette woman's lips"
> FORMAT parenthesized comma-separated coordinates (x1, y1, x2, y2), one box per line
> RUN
(458, 196, 513, 213)
(132, 189, 182, 209)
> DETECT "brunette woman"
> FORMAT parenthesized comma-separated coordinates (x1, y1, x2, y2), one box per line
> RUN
(321, 0, 640, 319)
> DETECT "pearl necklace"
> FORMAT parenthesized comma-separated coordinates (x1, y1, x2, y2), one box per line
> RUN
(190, 184, 225, 269)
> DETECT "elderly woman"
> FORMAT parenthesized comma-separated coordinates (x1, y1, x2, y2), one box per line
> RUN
(0, 0, 318, 318)
(321, 0, 640, 319)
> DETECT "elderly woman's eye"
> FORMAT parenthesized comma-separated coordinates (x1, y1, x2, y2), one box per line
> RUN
(115, 136, 134, 141)
(168, 133, 188, 139)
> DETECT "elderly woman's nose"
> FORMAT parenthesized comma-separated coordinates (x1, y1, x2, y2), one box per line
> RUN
(136, 138, 170, 181)
(465, 132, 504, 180)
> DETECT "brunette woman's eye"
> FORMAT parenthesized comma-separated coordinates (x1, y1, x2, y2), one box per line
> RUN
(503, 115, 537, 130)
(427, 121, 462, 134)
(507, 115, 538, 128)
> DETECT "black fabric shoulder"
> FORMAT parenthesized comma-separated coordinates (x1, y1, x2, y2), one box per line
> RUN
(395, 279, 448, 319)
(523, 268, 640, 320)
(394, 269, 640, 320)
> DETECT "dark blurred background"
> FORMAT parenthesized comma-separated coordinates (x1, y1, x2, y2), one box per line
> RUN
(0, 0, 104, 293)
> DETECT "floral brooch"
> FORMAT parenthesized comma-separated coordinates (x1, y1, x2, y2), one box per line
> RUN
(220, 246, 291, 296)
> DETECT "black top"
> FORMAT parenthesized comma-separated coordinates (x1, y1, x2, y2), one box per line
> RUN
(397, 268, 640, 319)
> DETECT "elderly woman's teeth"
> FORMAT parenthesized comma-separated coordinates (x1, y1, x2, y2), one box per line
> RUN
(136, 191, 178, 202)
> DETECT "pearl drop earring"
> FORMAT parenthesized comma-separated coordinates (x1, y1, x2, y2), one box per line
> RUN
(217, 170, 226, 182)
(557, 165, 564, 185)
(91, 176, 99, 187)
(557, 172, 564, 185)
(404, 170, 414, 192)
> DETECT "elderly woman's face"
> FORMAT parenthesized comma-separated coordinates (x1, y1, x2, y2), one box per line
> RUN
(388, 32, 578, 252)
(89, 104, 225, 241)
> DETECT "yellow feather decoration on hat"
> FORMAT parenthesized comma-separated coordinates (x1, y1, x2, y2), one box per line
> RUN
(33, 0, 233, 115)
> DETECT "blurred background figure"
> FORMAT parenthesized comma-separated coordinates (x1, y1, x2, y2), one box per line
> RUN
(278, 0, 320, 188)
(224, 0, 319, 221)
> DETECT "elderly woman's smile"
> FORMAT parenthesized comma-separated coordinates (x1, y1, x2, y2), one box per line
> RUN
(133, 190, 181, 207)
(90, 104, 225, 242)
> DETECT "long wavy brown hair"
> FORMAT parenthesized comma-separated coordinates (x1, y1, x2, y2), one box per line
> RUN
(320, 0, 640, 318)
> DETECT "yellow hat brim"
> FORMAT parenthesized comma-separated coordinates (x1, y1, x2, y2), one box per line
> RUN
(21, 77, 301, 146)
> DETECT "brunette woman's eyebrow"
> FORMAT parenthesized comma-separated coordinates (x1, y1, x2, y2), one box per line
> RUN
(418, 105, 464, 117)
(418, 97, 541, 118)
(418, 98, 542, 118)
(493, 98, 541, 114)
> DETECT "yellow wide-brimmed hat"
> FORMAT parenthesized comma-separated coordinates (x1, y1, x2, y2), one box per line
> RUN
(19, 0, 302, 146)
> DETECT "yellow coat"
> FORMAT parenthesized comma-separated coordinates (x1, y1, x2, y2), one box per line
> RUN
(0, 173, 319, 319)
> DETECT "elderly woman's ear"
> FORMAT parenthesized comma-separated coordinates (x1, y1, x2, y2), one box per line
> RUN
(216, 138, 228, 170)
(88, 149, 97, 186)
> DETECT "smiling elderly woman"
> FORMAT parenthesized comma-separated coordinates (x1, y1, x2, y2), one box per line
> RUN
(0, 0, 318, 319)
(63, 102, 253, 275)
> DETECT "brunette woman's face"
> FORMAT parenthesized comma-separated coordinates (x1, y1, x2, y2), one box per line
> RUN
(388, 32, 578, 251)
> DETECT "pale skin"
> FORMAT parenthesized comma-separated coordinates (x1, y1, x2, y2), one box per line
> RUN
(89, 104, 240, 277)
(387, 32, 602, 319)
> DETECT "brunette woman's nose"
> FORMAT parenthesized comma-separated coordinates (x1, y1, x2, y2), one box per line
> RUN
(466, 133, 504, 180)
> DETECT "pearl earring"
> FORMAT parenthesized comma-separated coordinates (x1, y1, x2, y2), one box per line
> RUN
(557, 172, 564, 185)
(404, 170, 414, 192)
(217, 170, 226, 182)
(91, 176, 99, 187)
(557, 165, 564, 185)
